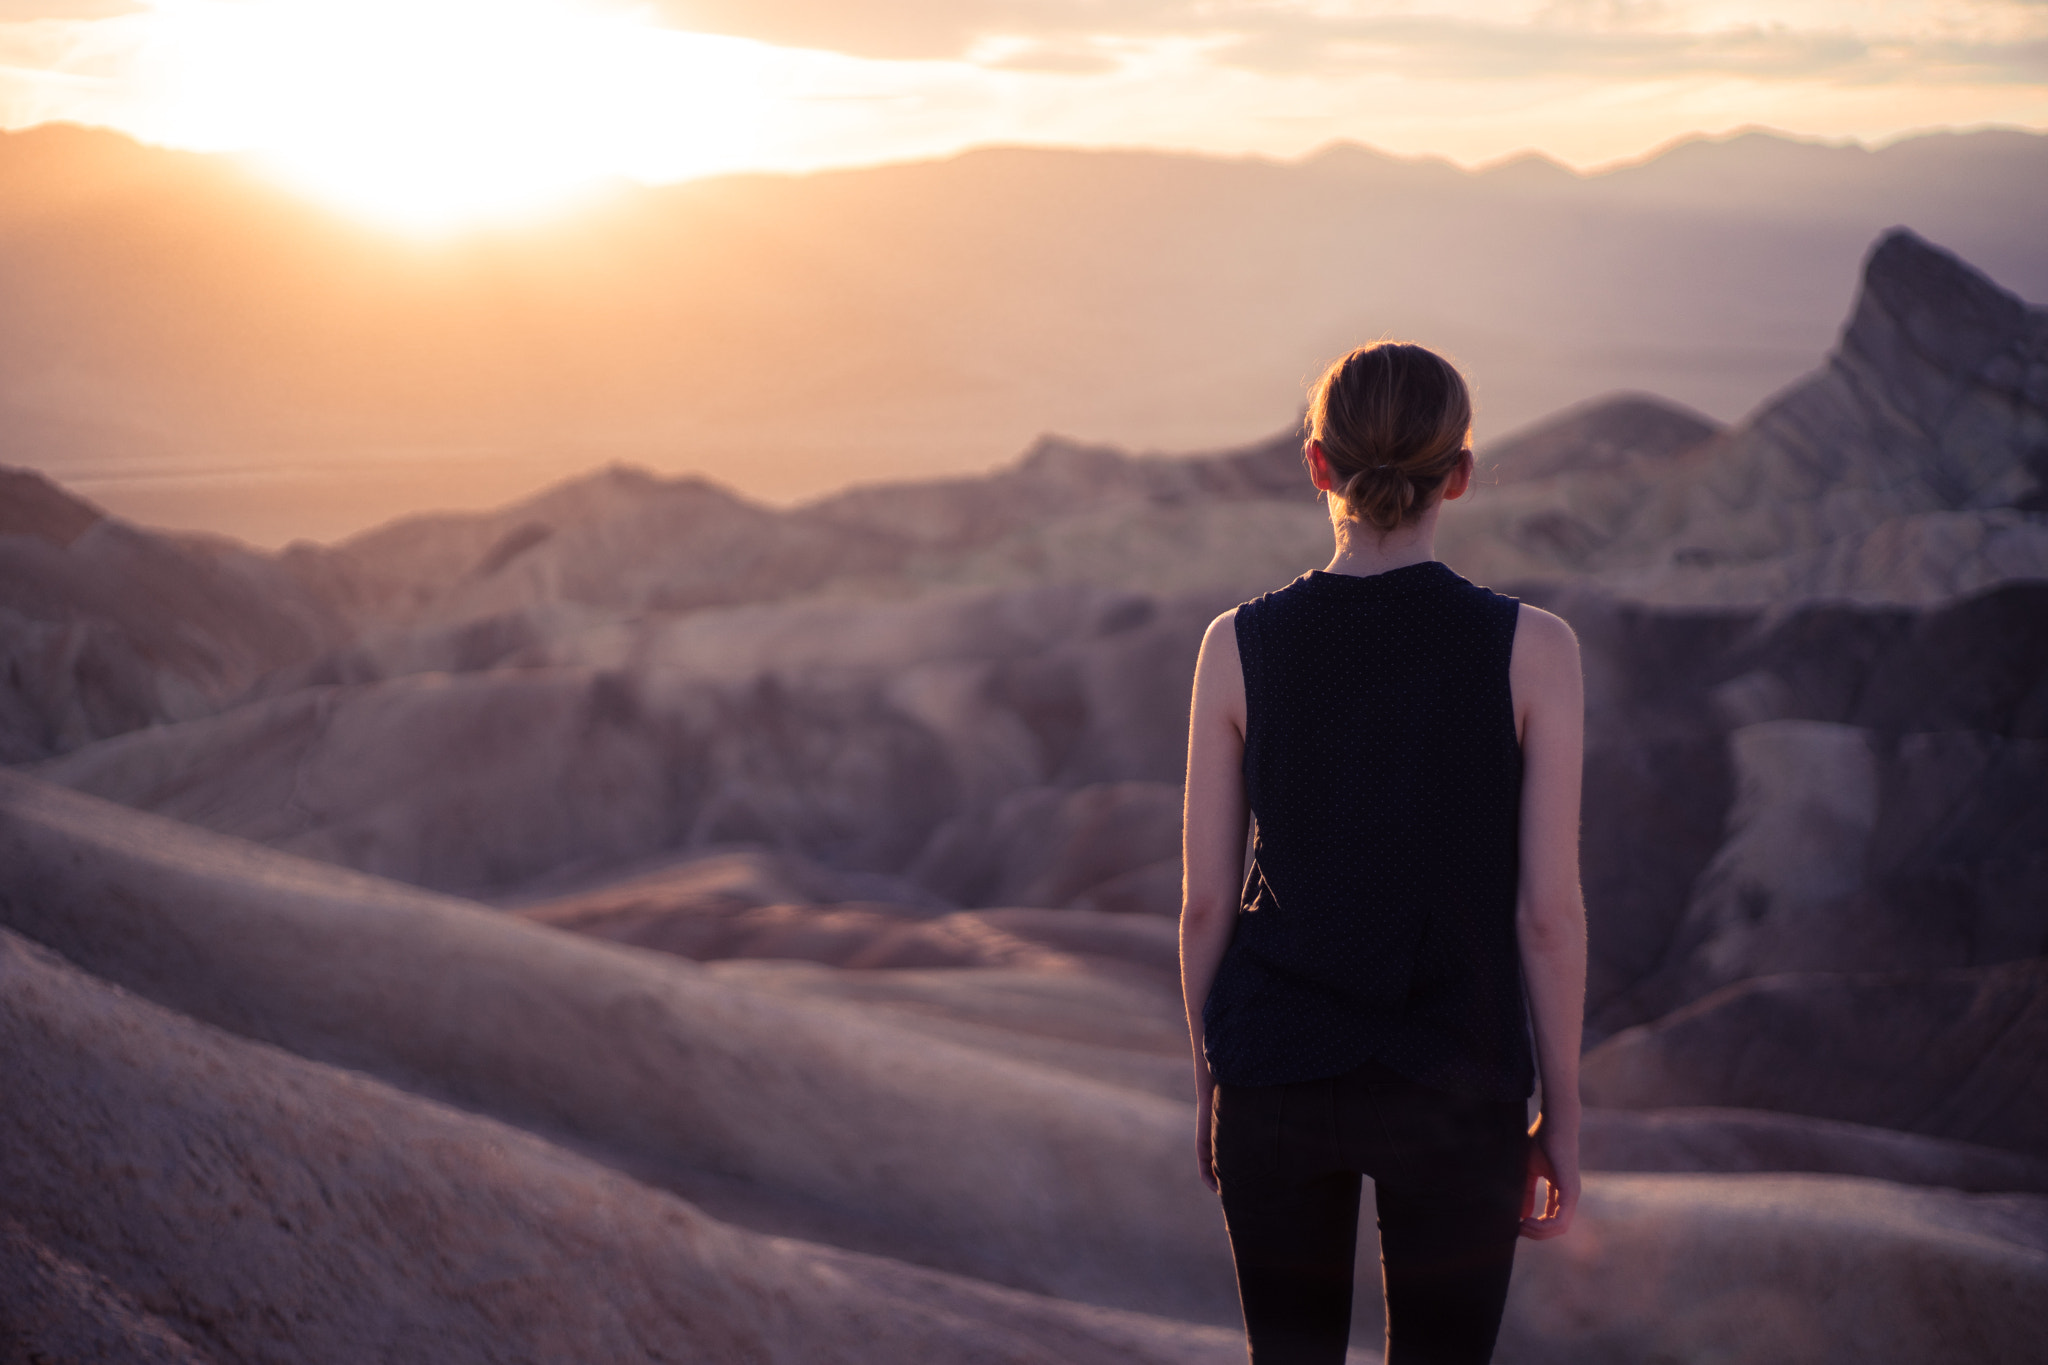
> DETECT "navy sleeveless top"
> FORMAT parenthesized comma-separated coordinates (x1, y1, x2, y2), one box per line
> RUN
(1202, 561, 1535, 1100)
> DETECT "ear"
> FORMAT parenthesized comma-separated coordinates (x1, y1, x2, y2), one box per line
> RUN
(1441, 447, 1475, 502)
(1303, 440, 1337, 493)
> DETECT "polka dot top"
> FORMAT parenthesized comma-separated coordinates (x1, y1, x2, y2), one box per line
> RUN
(1202, 561, 1535, 1100)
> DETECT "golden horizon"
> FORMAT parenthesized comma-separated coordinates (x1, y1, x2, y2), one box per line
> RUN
(1, 0, 2044, 232)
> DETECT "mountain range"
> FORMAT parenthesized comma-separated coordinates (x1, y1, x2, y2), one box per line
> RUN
(3, 123, 2046, 544)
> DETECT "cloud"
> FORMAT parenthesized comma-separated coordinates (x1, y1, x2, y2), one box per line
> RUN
(643, 1, 1209, 61)
(0, 1, 141, 16)
(1226, 18, 1861, 78)
(643, 1, 996, 61)
(977, 42, 1124, 76)
(1209, 16, 2040, 85)
(643, 0, 2048, 89)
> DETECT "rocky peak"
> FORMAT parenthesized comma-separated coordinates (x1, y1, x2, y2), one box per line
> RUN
(1435, 229, 2048, 597)
(1841, 229, 2041, 409)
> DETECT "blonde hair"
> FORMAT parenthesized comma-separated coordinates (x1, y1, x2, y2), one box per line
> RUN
(1305, 342, 1472, 534)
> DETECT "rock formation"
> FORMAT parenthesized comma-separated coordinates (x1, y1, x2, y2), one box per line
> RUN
(1439, 230, 2048, 600)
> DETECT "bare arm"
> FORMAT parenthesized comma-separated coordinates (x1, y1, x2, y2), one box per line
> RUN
(1510, 603, 1588, 1239)
(1181, 609, 1249, 1193)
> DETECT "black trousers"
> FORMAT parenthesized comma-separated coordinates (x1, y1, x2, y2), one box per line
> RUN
(1212, 1058, 1529, 1365)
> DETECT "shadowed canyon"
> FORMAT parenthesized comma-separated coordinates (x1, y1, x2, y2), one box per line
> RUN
(4, 209, 2047, 1360)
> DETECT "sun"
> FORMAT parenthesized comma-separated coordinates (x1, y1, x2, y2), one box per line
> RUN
(149, 0, 767, 232)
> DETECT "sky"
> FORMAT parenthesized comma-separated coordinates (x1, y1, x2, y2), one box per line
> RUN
(2, 0, 2045, 227)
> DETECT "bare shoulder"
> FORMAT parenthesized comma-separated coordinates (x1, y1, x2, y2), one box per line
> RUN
(1193, 608, 1246, 726)
(1197, 608, 1243, 682)
(1512, 603, 1580, 676)
(1511, 604, 1582, 728)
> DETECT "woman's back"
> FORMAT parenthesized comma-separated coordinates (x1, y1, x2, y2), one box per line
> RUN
(1204, 561, 1532, 1101)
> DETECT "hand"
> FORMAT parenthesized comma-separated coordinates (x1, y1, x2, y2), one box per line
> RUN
(1519, 1120, 1579, 1240)
(1196, 1085, 1218, 1193)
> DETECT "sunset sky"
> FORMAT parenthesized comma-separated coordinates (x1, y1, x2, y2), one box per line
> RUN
(3, 0, 2045, 227)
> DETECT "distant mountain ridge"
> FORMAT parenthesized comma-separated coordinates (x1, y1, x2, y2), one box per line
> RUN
(3, 122, 2046, 543)
(296, 229, 2048, 634)
(5, 227, 2045, 769)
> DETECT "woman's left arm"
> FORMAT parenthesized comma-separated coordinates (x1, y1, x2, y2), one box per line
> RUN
(1181, 609, 1250, 1193)
(1511, 603, 1588, 1240)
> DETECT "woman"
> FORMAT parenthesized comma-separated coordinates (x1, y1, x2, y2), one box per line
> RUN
(1179, 342, 1586, 1365)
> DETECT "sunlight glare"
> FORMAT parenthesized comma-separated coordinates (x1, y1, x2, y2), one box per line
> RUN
(150, 0, 767, 232)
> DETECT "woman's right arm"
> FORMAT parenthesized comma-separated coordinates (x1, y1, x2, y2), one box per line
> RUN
(1510, 603, 1588, 1240)
(1181, 609, 1249, 1193)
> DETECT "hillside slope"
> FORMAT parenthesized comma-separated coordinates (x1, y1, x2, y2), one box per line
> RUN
(6, 774, 2046, 1364)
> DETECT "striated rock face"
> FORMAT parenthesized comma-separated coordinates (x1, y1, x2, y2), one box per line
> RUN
(32, 664, 964, 891)
(32, 584, 1222, 899)
(1439, 228, 2048, 601)
(1600, 506, 2048, 606)
(1539, 581, 2048, 1041)
(1635, 723, 2048, 1008)
(1667, 229, 2048, 558)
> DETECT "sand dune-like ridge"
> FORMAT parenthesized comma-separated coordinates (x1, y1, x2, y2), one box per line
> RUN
(6, 772, 2047, 1362)
(0, 928, 1257, 1365)
(0, 770, 1237, 1323)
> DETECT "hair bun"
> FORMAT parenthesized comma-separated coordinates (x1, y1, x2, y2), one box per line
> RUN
(1306, 343, 1471, 534)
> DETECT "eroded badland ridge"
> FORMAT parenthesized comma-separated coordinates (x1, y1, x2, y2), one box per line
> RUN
(3, 228, 2047, 1362)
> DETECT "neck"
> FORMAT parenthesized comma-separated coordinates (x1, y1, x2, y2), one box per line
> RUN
(1323, 507, 1440, 577)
